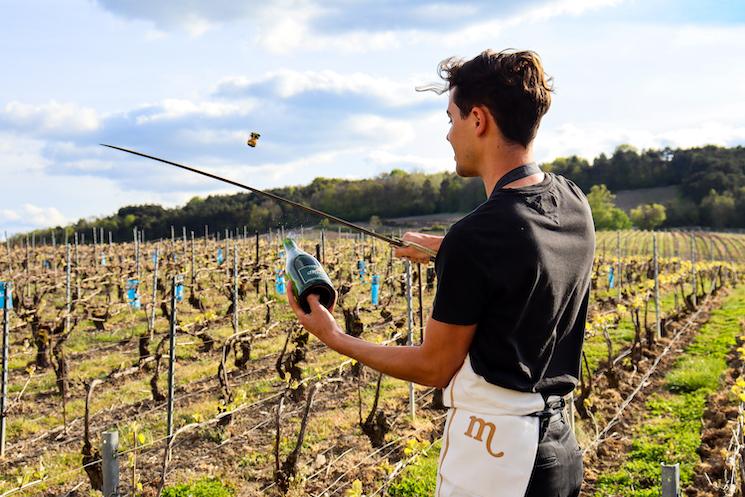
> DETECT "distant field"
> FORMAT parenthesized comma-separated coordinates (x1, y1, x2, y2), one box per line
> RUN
(614, 185, 681, 212)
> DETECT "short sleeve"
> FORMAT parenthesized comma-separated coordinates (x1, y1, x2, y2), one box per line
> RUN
(431, 228, 488, 325)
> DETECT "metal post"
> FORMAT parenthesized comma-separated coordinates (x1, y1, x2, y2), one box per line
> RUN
(653, 234, 661, 339)
(102, 430, 120, 497)
(405, 260, 415, 420)
(661, 463, 680, 497)
(150, 248, 159, 332)
(74, 232, 80, 300)
(417, 263, 424, 344)
(182, 226, 187, 255)
(233, 242, 239, 335)
(170, 225, 175, 244)
(93, 227, 98, 267)
(690, 234, 697, 308)
(204, 225, 208, 248)
(134, 228, 140, 281)
(65, 243, 71, 338)
(166, 275, 181, 441)
(1, 281, 11, 457)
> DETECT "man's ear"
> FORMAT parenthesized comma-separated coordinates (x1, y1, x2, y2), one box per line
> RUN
(472, 106, 489, 137)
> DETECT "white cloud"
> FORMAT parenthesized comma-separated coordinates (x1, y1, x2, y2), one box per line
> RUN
(0, 209, 20, 222)
(3, 204, 67, 228)
(0, 133, 49, 173)
(536, 121, 745, 162)
(3, 101, 100, 134)
(134, 98, 256, 124)
(345, 115, 416, 147)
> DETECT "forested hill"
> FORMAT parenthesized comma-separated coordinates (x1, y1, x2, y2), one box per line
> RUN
(18, 144, 745, 242)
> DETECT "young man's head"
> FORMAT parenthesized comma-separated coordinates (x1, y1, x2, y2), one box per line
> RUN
(439, 49, 553, 177)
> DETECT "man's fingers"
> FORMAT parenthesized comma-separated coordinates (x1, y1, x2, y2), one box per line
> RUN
(307, 293, 324, 312)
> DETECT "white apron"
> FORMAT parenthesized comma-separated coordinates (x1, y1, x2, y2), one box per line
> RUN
(435, 355, 544, 497)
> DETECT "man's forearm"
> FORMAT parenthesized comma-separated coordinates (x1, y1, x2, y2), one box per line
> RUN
(325, 326, 445, 387)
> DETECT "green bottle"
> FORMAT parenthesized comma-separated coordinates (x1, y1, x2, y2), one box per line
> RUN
(283, 238, 336, 314)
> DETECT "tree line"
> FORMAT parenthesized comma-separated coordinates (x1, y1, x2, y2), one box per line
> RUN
(13, 144, 745, 243)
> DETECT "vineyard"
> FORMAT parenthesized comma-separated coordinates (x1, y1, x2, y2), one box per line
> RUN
(1, 227, 745, 497)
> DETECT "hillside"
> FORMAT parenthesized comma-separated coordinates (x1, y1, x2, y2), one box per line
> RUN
(13, 144, 745, 242)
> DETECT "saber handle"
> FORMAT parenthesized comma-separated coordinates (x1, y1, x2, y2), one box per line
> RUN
(398, 240, 438, 259)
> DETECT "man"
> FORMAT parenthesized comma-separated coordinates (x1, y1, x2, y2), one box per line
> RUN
(287, 49, 594, 497)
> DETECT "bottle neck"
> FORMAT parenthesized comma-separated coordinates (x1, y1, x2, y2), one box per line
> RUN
(283, 238, 300, 255)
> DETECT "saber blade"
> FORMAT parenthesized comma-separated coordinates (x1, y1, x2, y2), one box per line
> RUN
(100, 144, 436, 259)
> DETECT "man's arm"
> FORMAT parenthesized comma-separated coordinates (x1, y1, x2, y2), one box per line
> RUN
(394, 232, 445, 263)
(287, 287, 476, 388)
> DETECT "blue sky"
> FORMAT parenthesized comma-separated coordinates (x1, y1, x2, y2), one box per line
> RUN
(1, 0, 744, 234)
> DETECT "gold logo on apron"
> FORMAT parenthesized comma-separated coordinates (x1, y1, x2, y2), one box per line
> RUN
(464, 416, 505, 458)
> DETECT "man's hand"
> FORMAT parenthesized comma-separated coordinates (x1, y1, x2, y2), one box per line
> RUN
(286, 281, 341, 345)
(394, 232, 444, 263)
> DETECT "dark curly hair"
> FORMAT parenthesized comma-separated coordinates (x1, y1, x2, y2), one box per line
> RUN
(439, 49, 554, 147)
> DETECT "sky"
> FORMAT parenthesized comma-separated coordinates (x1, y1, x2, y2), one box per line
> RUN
(1, 0, 744, 235)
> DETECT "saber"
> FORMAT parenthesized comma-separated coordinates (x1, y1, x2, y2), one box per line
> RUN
(101, 144, 437, 260)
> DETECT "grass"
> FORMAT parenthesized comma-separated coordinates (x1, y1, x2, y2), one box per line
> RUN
(594, 284, 745, 496)
(386, 440, 441, 497)
(162, 477, 235, 497)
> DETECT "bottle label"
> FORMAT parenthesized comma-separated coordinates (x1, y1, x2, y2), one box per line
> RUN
(298, 265, 325, 284)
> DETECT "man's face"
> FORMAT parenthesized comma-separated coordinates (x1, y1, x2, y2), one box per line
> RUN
(446, 88, 478, 177)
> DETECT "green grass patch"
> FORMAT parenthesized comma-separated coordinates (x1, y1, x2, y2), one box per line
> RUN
(162, 477, 234, 497)
(387, 440, 441, 497)
(595, 284, 745, 496)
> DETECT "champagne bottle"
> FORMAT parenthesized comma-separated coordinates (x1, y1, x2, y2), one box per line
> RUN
(283, 237, 336, 313)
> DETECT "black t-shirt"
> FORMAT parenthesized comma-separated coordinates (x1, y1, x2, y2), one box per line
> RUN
(432, 172, 595, 396)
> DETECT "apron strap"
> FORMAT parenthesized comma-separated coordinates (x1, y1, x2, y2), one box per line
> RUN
(528, 396, 565, 439)
(493, 162, 542, 192)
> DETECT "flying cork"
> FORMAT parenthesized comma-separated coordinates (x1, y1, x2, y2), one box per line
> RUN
(247, 132, 261, 147)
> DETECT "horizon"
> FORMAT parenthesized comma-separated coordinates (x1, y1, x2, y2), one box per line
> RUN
(2, 0, 744, 235)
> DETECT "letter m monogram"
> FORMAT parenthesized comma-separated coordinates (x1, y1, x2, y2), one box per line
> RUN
(464, 416, 505, 458)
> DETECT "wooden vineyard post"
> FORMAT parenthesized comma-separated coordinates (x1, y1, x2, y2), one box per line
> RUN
(653, 234, 661, 339)
(25, 236, 29, 289)
(661, 463, 680, 497)
(166, 274, 182, 446)
(204, 225, 208, 249)
(4, 232, 11, 276)
(170, 225, 175, 245)
(690, 233, 697, 308)
(255, 231, 259, 266)
(150, 248, 159, 333)
(102, 430, 120, 497)
(320, 229, 325, 264)
(0, 281, 11, 457)
(405, 260, 415, 420)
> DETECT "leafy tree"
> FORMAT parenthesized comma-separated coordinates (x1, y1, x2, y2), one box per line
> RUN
(630, 203, 667, 230)
(586, 185, 632, 230)
(700, 189, 736, 228)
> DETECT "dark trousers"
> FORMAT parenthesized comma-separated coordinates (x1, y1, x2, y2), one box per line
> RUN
(524, 412, 583, 497)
